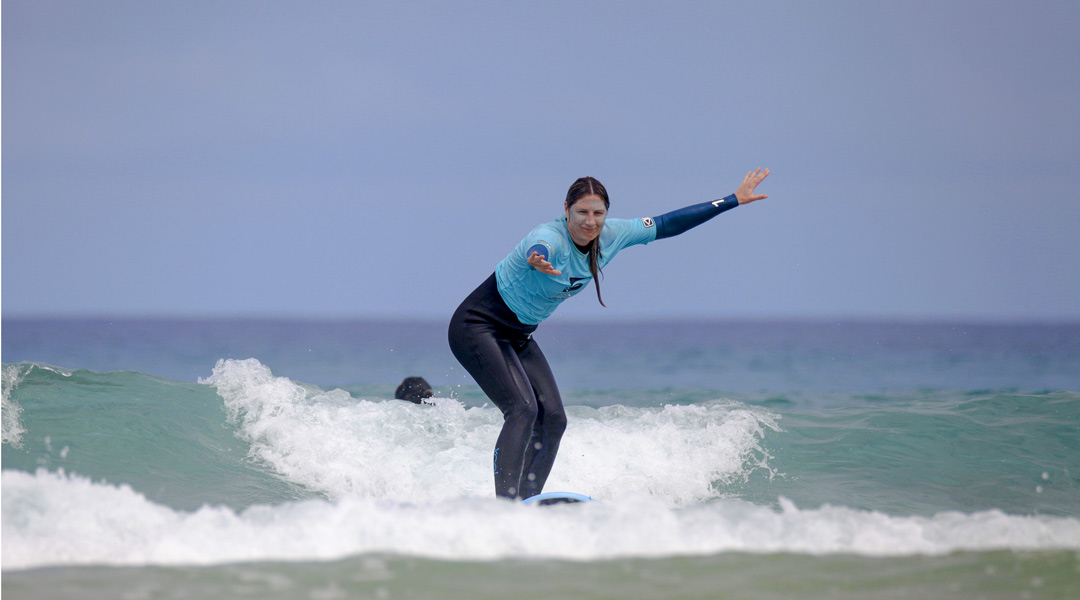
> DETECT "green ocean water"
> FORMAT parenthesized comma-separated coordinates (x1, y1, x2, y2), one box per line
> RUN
(5, 553, 1079, 600)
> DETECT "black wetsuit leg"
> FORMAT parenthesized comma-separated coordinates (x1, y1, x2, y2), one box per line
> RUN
(448, 273, 567, 500)
(514, 338, 566, 498)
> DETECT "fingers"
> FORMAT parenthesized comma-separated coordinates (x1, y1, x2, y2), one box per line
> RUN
(745, 167, 770, 183)
(528, 252, 548, 268)
(743, 168, 770, 190)
(528, 252, 561, 275)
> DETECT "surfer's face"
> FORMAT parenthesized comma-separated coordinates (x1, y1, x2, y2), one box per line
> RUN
(565, 194, 607, 247)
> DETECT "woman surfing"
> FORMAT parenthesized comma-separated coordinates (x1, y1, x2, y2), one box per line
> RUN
(448, 169, 771, 500)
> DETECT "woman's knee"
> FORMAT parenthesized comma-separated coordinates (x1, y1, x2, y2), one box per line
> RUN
(544, 409, 567, 438)
(505, 398, 539, 427)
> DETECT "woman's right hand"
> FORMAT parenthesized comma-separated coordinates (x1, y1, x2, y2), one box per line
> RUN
(528, 252, 562, 276)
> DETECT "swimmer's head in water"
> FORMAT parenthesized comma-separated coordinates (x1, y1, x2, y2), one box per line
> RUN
(395, 376, 433, 404)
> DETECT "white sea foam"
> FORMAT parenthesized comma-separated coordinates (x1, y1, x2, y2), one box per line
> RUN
(4, 468, 1080, 572)
(2, 364, 29, 447)
(200, 358, 495, 501)
(199, 358, 780, 505)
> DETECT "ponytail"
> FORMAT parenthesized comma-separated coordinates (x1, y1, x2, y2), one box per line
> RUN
(589, 239, 605, 307)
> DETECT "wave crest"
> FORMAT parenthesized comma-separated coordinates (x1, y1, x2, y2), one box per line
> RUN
(200, 358, 781, 505)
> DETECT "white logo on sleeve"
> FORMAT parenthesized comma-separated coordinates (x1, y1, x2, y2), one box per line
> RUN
(641, 217, 655, 228)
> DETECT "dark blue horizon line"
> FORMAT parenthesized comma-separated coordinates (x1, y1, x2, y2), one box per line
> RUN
(3, 312, 1079, 327)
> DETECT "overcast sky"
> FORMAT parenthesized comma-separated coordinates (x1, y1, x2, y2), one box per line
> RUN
(3, 1, 1078, 322)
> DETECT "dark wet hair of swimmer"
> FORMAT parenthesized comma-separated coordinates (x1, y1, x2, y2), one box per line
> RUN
(395, 376, 434, 404)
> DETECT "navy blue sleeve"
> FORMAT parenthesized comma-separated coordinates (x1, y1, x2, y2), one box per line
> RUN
(653, 194, 739, 240)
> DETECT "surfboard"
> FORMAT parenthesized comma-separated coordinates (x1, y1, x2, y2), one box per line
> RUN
(521, 491, 595, 506)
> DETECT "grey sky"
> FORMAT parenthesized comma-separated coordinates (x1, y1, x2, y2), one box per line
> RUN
(3, 1, 1078, 321)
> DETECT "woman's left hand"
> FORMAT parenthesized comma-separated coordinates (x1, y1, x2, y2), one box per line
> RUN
(734, 167, 770, 204)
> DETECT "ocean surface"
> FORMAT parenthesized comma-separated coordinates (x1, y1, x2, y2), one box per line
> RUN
(3, 317, 1079, 599)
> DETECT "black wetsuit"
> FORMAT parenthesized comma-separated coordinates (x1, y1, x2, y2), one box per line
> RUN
(448, 273, 566, 500)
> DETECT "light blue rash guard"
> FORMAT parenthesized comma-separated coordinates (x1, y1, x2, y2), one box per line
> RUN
(494, 195, 740, 325)
(495, 215, 656, 325)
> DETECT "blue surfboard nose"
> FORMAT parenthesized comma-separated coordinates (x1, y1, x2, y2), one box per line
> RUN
(521, 491, 595, 506)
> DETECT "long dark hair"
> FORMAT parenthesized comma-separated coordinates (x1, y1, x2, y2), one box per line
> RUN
(565, 176, 610, 307)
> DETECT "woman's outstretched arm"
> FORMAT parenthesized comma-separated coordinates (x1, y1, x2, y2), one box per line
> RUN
(653, 168, 770, 240)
